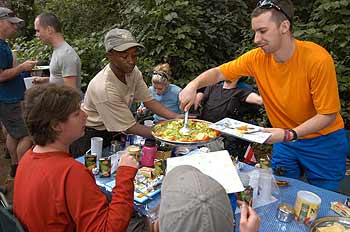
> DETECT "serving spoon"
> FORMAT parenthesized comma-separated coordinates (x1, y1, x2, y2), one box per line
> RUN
(179, 111, 191, 135)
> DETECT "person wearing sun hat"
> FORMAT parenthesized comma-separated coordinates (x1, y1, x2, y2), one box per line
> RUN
(179, 0, 347, 191)
(70, 28, 182, 157)
(153, 165, 260, 232)
(0, 7, 36, 179)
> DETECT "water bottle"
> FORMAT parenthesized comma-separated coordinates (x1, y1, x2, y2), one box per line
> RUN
(141, 139, 157, 167)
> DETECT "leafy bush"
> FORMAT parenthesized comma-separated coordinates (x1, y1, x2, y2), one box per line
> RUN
(294, 0, 350, 128)
(12, 37, 52, 65)
(13, 30, 109, 91)
(8, 0, 349, 129)
(121, 0, 250, 86)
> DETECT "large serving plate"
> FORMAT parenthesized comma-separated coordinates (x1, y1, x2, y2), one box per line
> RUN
(151, 119, 220, 146)
(308, 216, 350, 232)
(32, 65, 50, 70)
(210, 118, 271, 144)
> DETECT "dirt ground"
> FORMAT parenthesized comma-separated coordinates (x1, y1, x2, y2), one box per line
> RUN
(0, 130, 13, 204)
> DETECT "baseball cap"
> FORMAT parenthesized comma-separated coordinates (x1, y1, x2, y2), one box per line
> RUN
(104, 28, 144, 52)
(0, 7, 24, 24)
(159, 165, 235, 232)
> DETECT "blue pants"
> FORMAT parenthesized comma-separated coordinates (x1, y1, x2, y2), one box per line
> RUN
(272, 129, 347, 191)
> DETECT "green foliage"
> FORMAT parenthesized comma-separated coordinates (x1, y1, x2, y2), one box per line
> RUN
(7, 0, 350, 129)
(294, 0, 350, 127)
(13, 31, 108, 91)
(12, 37, 52, 64)
(121, 0, 250, 87)
(33, 0, 128, 38)
(69, 30, 108, 90)
(7, 0, 36, 38)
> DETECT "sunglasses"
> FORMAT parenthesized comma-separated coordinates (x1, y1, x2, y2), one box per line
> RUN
(152, 71, 168, 80)
(257, 0, 292, 22)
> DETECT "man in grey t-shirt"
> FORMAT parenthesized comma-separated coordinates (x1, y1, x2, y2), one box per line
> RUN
(33, 12, 81, 90)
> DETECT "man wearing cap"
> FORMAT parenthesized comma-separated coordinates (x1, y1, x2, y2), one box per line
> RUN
(0, 7, 36, 177)
(70, 28, 181, 156)
(33, 12, 82, 91)
(179, 0, 347, 191)
(155, 165, 260, 232)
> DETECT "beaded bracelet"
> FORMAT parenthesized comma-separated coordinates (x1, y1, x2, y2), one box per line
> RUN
(284, 129, 293, 142)
(283, 129, 290, 142)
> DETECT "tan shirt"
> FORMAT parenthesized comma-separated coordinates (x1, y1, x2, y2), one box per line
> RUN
(83, 64, 153, 131)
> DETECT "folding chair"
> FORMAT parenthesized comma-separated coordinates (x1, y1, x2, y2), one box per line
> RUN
(0, 192, 25, 232)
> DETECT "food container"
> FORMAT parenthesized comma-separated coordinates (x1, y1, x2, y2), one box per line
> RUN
(141, 139, 157, 167)
(237, 185, 254, 207)
(151, 119, 220, 146)
(294, 190, 321, 225)
(153, 159, 166, 176)
(259, 158, 270, 169)
(85, 154, 97, 171)
(99, 158, 111, 178)
(127, 145, 141, 162)
(308, 216, 350, 232)
(31, 65, 49, 77)
(277, 203, 295, 222)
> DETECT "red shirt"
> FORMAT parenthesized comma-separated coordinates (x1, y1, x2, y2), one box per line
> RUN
(14, 149, 137, 231)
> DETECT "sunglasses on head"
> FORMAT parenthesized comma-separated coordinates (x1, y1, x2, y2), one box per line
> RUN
(152, 71, 168, 80)
(257, 0, 292, 22)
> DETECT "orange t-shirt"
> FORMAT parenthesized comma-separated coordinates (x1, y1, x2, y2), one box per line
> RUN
(220, 40, 343, 139)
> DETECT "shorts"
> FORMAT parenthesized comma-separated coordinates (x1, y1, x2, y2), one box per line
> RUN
(272, 129, 347, 191)
(0, 102, 29, 140)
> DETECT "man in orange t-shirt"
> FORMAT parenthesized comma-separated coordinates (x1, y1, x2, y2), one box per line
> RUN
(179, 0, 347, 191)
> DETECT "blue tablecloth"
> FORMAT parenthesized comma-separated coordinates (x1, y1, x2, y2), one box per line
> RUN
(76, 156, 159, 218)
(76, 157, 348, 231)
(234, 175, 348, 232)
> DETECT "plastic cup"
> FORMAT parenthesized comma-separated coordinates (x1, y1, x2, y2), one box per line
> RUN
(91, 137, 103, 167)
(259, 171, 272, 202)
(24, 77, 34, 89)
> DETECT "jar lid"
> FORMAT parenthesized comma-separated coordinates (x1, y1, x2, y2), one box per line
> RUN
(278, 203, 295, 214)
(144, 139, 156, 147)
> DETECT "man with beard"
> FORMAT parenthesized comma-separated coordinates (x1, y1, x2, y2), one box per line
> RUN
(178, 0, 347, 191)
(70, 28, 181, 156)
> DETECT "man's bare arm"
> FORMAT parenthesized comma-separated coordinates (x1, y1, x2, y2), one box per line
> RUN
(245, 92, 263, 105)
(0, 60, 36, 83)
(264, 113, 337, 144)
(125, 123, 154, 139)
(179, 67, 226, 111)
(144, 99, 181, 119)
(63, 76, 79, 89)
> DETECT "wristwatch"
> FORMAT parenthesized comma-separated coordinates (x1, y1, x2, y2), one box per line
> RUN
(288, 129, 298, 142)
